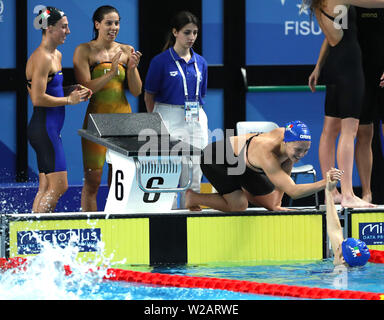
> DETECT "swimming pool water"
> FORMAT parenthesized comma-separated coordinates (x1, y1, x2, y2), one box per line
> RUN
(0, 240, 382, 300)
(2, 260, 382, 300)
(151, 260, 384, 294)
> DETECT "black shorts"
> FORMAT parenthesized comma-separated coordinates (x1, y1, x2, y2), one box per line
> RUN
(322, 21, 364, 119)
(200, 139, 275, 196)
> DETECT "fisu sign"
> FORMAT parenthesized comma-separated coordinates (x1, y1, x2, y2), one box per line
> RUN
(246, 0, 324, 65)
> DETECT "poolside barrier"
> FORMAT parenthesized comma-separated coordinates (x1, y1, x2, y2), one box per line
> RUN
(1, 253, 384, 300)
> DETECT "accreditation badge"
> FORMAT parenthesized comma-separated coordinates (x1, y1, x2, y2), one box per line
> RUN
(185, 101, 199, 123)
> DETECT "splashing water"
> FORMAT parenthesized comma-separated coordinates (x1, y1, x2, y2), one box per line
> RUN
(0, 233, 127, 300)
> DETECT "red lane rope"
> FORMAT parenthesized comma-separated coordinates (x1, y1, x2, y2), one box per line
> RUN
(1, 251, 384, 300)
(369, 249, 384, 264)
(103, 269, 384, 300)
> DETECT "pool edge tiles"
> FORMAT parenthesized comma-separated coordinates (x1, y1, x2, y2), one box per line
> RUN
(187, 213, 324, 264)
(7, 217, 150, 265)
(4, 210, 324, 265)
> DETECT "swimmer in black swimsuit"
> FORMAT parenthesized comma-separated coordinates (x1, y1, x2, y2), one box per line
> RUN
(354, 7, 384, 204)
(200, 135, 275, 197)
(305, 0, 382, 208)
(26, 7, 91, 213)
(186, 121, 342, 212)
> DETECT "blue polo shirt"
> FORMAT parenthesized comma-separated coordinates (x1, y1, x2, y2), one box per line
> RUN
(145, 47, 208, 105)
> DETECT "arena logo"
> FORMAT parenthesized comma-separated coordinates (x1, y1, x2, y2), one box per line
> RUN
(359, 222, 384, 245)
(0, 1, 4, 23)
(17, 228, 101, 255)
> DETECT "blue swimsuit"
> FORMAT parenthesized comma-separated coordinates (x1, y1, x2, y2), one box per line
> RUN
(27, 71, 66, 174)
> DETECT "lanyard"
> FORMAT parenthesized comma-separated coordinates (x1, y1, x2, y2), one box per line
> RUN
(169, 48, 201, 101)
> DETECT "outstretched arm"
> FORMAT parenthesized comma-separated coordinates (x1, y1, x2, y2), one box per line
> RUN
(325, 169, 344, 263)
(263, 162, 341, 200)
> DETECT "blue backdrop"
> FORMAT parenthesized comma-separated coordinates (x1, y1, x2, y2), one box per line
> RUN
(246, 0, 324, 65)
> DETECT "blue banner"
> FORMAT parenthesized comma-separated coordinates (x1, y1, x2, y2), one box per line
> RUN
(0, 0, 16, 68)
(17, 228, 101, 254)
(359, 222, 384, 245)
(246, 0, 324, 65)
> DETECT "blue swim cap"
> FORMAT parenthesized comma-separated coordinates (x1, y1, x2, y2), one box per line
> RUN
(284, 120, 311, 143)
(341, 238, 370, 267)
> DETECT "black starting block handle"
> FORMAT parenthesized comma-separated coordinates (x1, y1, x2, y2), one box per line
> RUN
(133, 157, 193, 193)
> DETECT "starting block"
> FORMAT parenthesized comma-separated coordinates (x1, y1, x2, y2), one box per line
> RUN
(78, 113, 201, 213)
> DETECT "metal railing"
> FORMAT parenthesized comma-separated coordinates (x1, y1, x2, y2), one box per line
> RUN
(247, 85, 326, 92)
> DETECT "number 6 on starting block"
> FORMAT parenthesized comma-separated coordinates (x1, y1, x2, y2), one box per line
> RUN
(104, 149, 192, 213)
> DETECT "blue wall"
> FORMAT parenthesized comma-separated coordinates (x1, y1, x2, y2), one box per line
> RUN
(0, 0, 16, 68)
(246, 0, 323, 65)
(0, 93, 17, 182)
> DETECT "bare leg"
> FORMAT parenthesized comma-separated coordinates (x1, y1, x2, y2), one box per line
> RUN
(355, 123, 373, 203)
(318, 116, 342, 203)
(34, 171, 68, 213)
(81, 168, 103, 212)
(32, 173, 48, 213)
(338, 118, 375, 208)
(243, 188, 292, 211)
(185, 189, 248, 212)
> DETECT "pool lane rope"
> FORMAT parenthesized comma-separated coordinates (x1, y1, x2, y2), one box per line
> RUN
(1, 250, 384, 300)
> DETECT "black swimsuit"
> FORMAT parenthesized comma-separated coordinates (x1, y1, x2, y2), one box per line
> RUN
(356, 7, 384, 124)
(321, 6, 364, 120)
(200, 135, 275, 196)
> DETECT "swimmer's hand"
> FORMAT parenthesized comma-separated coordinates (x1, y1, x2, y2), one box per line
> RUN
(380, 72, 384, 88)
(67, 86, 93, 105)
(308, 67, 320, 93)
(128, 48, 142, 70)
(110, 50, 123, 76)
(64, 84, 92, 101)
(77, 84, 93, 100)
(326, 168, 343, 192)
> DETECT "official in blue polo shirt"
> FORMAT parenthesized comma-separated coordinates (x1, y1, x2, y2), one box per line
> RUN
(144, 11, 209, 209)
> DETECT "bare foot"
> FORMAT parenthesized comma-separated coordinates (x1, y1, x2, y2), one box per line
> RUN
(185, 189, 202, 211)
(324, 190, 342, 205)
(332, 191, 343, 204)
(341, 195, 377, 208)
(362, 193, 372, 203)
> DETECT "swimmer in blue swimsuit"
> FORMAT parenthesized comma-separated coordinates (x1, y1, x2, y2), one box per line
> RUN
(186, 121, 343, 212)
(26, 7, 91, 213)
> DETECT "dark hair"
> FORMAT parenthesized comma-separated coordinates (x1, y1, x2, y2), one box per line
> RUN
(162, 11, 200, 51)
(92, 5, 120, 40)
(47, 7, 65, 25)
